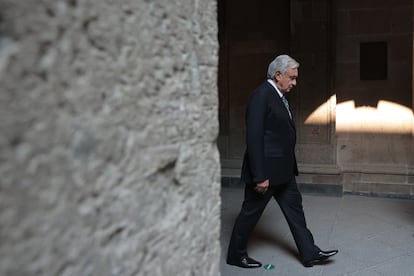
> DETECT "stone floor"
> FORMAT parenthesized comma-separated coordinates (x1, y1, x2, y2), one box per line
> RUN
(220, 187, 414, 276)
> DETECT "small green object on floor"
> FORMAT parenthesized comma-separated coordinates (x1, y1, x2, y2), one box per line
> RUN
(263, 264, 275, 270)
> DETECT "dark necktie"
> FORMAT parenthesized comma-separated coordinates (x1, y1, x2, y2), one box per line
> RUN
(281, 96, 292, 119)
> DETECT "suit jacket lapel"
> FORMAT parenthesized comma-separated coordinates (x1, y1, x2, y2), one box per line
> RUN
(266, 82, 296, 127)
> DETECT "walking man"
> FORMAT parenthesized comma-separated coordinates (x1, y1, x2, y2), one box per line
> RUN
(226, 54, 338, 268)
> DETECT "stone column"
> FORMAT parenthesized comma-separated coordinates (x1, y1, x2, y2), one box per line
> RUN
(0, 1, 220, 275)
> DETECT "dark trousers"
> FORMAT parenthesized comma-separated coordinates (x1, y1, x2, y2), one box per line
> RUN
(227, 178, 320, 263)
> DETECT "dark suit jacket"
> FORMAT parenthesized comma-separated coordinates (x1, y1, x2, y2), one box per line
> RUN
(241, 80, 299, 187)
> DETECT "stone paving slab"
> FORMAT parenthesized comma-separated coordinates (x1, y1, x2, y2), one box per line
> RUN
(220, 187, 414, 276)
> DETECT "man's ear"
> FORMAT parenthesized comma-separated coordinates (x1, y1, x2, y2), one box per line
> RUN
(274, 71, 282, 81)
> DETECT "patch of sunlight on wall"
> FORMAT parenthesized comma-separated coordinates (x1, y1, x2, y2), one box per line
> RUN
(337, 100, 414, 133)
(305, 95, 414, 134)
(304, 95, 336, 125)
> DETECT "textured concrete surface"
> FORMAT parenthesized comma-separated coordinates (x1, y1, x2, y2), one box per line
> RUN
(221, 187, 414, 276)
(0, 1, 220, 275)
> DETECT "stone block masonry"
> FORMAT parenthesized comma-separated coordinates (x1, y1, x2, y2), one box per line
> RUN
(0, 0, 220, 275)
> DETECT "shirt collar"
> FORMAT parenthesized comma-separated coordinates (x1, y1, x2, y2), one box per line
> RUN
(267, 79, 284, 98)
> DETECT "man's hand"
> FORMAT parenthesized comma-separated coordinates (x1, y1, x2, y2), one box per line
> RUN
(255, 179, 269, 194)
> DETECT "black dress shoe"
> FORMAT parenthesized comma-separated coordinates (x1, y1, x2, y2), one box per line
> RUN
(227, 256, 262, 268)
(303, 250, 338, 267)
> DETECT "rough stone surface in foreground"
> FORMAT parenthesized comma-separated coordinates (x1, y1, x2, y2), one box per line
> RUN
(0, 0, 220, 275)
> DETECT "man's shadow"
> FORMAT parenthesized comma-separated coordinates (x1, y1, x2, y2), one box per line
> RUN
(251, 227, 298, 258)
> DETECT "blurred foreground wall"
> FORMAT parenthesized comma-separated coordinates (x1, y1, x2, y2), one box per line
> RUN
(0, 1, 221, 275)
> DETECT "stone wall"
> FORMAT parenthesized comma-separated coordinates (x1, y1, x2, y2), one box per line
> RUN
(0, 0, 221, 275)
(219, 0, 414, 198)
(335, 0, 414, 197)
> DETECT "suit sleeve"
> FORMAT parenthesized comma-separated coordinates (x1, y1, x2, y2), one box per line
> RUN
(245, 90, 268, 184)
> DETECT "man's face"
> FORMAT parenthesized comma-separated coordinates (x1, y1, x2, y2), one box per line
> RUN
(275, 67, 298, 94)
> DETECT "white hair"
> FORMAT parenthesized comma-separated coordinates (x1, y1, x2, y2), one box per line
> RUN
(267, 54, 299, 79)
